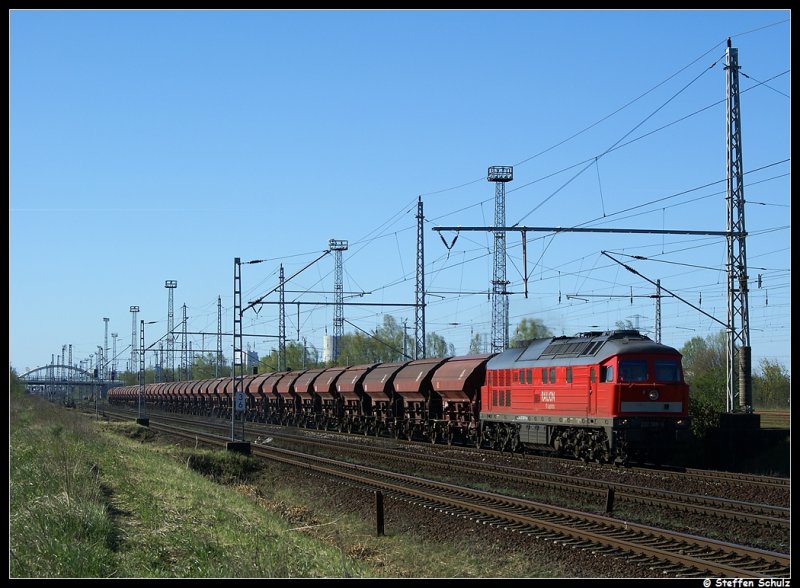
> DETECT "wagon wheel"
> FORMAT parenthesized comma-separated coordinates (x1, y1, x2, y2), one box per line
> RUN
(444, 425, 454, 446)
(428, 425, 438, 445)
(467, 426, 481, 448)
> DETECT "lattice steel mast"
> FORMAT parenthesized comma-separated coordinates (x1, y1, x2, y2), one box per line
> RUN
(279, 264, 286, 371)
(181, 303, 188, 380)
(415, 196, 426, 359)
(329, 239, 348, 362)
(231, 258, 244, 441)
(488, 166, 513, 353)
(216, 296, 223, 377)
(103, 318, 109, 380)
(111, 333, 118, 378)
(165, 280, 177, 381)
(725, 38, 752, 412)
(130, 306, 139, 374)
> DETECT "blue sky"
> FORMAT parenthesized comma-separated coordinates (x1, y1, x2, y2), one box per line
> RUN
(10, 10, 790, 377)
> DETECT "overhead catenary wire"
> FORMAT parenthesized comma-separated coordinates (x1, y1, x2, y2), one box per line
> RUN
(131, 26, 793, 368)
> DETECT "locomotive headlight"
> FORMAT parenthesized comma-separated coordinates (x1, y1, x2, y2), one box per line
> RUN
(647, 389, 660, 401)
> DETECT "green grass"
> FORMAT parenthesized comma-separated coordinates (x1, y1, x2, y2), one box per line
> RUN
(10, 397, 370, 578)
(10, 401, 118, 577)
(10, 395, 573, 578)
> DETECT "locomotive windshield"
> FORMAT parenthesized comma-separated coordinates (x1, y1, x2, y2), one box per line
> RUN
(654, 360, 681, 382)
(619, 360, 648, 382)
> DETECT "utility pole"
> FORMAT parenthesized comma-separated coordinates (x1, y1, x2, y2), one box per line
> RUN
(96, 346, 103, 391)
(655, 280, 662, 343)
(103, 317, 110, 381)
(137, 319, 148, 426)
(181, 303, 188, 381)
(402, 318, 409, 361)
(130, 306, 139, 375)
(111, 333, 118, 379)
(95, 346, 102, 416)
(158, 342, 164, 383)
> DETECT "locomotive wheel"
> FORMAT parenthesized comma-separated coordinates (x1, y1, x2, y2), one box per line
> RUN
(614, 444, 629, 466)
(500, 426, 514, 453)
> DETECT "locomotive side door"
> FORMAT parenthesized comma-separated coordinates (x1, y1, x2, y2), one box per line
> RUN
(587, 366, 598, 416)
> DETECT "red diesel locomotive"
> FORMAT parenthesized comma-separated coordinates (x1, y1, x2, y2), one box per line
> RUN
(108, 329, 691, 464)
(479, 329, 691, 464)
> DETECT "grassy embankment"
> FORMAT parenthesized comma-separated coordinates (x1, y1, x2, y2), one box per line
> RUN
(10, 392, 564, 579)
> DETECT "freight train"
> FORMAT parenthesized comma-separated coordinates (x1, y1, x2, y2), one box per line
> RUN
(108, 329, 692, 464)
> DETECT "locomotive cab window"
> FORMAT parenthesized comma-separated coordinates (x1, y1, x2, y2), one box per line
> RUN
(549, 368, 556, 384)
(619, 360, 648, 382)
(566, 367, 573, 383)
(655, 360, 681, 382)
(601, 365, 614, 382)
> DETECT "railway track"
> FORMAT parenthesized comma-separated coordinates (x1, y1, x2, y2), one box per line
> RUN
(254, 428, 791, 529)
(103, 408, 790, 550)
(123, 415, 790, 579)
(104, 409, 790, 513)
